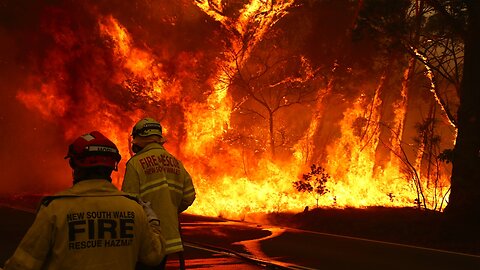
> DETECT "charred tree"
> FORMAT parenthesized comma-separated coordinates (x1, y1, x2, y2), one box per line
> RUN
(445, 1, 480, 226)
(232, 41, 319, 159)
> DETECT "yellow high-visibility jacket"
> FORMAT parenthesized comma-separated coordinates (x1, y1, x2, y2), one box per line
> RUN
(122, 143, 196, 254)
(3, 179, 165, 270)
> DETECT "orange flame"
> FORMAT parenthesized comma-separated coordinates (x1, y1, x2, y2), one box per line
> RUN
(14, 3, 453, 219)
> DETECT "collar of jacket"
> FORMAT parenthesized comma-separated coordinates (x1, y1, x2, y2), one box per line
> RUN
(135, 142, 165, 155)
(55, 179, 126, 197)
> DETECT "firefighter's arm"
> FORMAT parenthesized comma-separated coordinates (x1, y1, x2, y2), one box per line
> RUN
(179, 168, 196, 213)
(3, 206, 53, 270)
(137, 204, 165, 266)
(122, 161, 141, 197)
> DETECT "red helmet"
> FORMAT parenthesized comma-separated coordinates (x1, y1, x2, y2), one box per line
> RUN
(65, 131, 121, 170)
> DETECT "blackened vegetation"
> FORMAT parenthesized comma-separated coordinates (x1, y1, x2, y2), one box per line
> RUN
(0, 194, 45, 211)
(265, 206, 480, 256)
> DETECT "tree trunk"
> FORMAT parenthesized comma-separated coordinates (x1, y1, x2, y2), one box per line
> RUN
(446, 2, 480, 227)
(269, 111, 275, 158)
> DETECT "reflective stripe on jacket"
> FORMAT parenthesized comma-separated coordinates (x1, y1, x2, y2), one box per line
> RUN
(4, 180, 165, 270)
(122, 143, 196, 254)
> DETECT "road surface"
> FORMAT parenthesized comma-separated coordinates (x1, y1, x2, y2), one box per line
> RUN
(2, 205, 480, 269)
(0, 206, 265, 269)
(180, 216, 480, 269)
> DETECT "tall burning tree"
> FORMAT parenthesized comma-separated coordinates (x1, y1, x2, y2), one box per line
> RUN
(0, 0, 458, 219)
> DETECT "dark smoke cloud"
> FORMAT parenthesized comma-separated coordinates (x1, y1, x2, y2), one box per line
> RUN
(0, 24, 71, 193)
(0, 0, 223, 194)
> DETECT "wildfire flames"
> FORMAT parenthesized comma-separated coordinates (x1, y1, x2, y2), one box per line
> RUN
(1, 1, 454, 219)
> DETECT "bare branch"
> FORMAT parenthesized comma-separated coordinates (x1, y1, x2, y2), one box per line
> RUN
(423, 0, 467, 38)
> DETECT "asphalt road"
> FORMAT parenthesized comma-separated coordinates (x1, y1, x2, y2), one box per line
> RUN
(180, 215, 480, 270)
(0, 206, 265, 269)
(2, 206, 480, 270)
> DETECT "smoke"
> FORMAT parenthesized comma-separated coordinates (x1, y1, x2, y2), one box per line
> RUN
(0, 0, 226, 193)
(0, 21, 70, 193)
(0, 0, 455, 214)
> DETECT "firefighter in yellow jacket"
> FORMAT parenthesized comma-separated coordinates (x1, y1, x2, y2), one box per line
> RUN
(122, 118, 196, 270)
(3, 131, 165, 270)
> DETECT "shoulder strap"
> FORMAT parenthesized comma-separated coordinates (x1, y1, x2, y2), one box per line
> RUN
(40, 194, 139, 208)
(123, 194, 140, 203)
(40, 195, 79, 207)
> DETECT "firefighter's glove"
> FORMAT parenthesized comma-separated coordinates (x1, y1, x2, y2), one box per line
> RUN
(140, 200, 160, 225)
